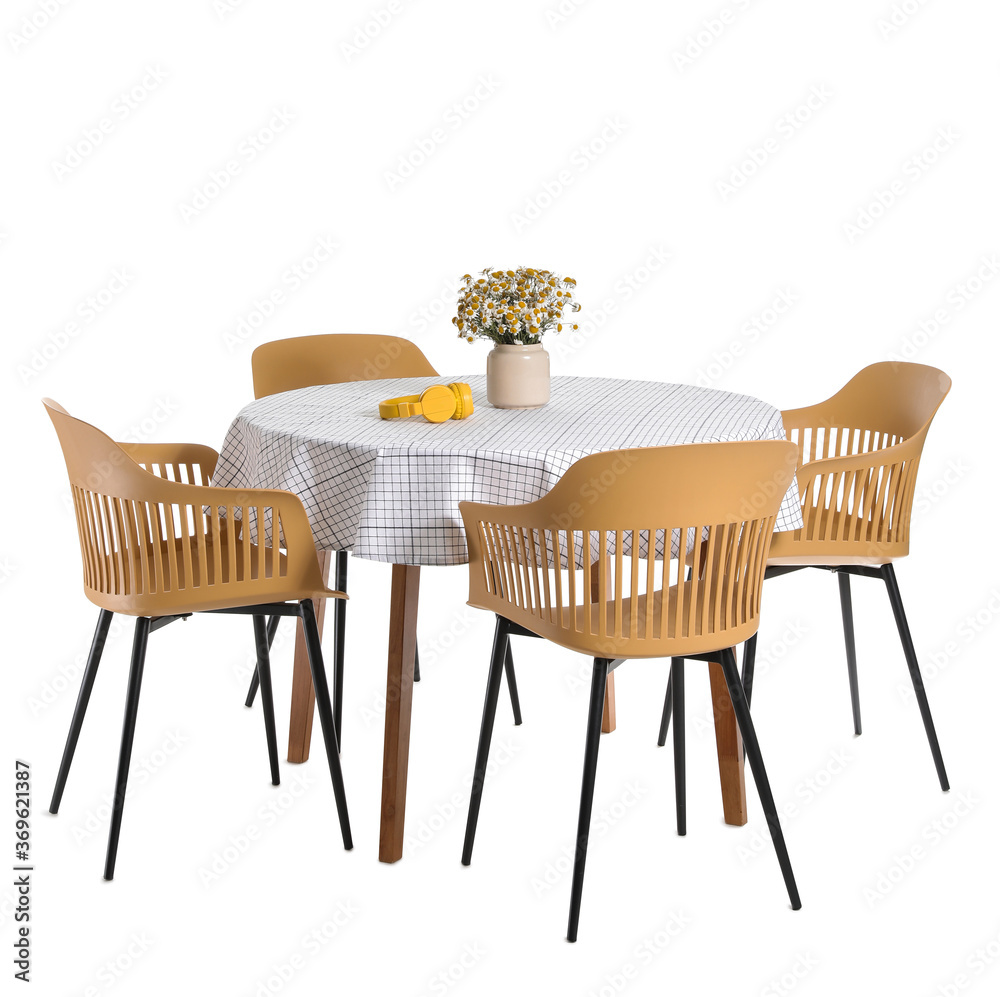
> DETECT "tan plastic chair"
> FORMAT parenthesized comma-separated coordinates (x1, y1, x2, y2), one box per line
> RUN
(43, 399, 352, 879)
(244, 334, 522, 735)
(458, 440, 801, 941)
(251, 333, 438, 398)
(665, 363, 951, 793)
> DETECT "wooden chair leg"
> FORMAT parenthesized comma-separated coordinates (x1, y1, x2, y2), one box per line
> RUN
(709, 659, 747, 826)
(379, 564, 419, 862)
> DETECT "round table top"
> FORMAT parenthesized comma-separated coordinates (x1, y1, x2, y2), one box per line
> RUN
(215, 375, 803, 564)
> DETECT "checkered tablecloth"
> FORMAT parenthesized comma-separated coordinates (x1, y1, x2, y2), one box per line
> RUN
(214, 375, 804, 565)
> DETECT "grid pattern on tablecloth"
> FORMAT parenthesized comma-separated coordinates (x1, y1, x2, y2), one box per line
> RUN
(213, 375, 804, 565)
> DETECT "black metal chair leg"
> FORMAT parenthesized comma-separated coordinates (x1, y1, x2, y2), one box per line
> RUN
(567, 657, 610, 943)
(671, 658, 685, 836)
(881, 565, 949, 791)
(252, 615, 281, 786)
(300, 599, 352, 849)
(414, 646, 421, 683)
(244, 614, 280, 708)
(462, 618, 509, 865)
(657, 671, 673, 746)
(333, 550, 348, 745)
(718, 646, 801, 910)
(504, 641, 522, 725)
(104, 617, 150, 881)
(50, 609, 113, 814)
(742, 632, 758, 709)
(838, 571, 862, 735)
(658, 566, 693, 746)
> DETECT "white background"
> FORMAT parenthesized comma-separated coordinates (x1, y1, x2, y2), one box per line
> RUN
(3, 1, 999, 994)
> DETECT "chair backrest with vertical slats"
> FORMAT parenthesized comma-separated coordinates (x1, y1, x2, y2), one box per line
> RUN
(117, 442, 219, 485)
(461, 440, 799, 659)
(44, 400, 327, 616)
(776, 362, 951, 561)
(251, 334, 439, 399)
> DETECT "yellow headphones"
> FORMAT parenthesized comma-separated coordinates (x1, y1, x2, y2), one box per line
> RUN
(378, 382, 474, 423)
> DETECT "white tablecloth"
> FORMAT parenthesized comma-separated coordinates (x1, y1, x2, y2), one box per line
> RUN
(214, 375, 804, 565)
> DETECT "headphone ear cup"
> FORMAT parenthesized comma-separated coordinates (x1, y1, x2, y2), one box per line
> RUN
(417, 384, 458, 423)
(448, 382, 474, 419)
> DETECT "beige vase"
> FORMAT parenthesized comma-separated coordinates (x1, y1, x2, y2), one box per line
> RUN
(486, 343, 550, 409)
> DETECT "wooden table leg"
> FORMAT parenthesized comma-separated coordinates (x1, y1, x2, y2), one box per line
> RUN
(708, 657, 747, 826)
(589, 556, 617, 733)
(286, 550, 331, 763)
(379, 564, 420, 863)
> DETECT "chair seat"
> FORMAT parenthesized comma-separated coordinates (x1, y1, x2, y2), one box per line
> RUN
(766, 552, 896, 566)
(766, 528, 899, 567)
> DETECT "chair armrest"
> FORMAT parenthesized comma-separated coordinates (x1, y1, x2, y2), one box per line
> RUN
(793, 433, 922, 486)
(123, 475, 330, 598)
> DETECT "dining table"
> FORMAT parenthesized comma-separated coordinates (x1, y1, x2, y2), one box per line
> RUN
(214, 373, 804, 862)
